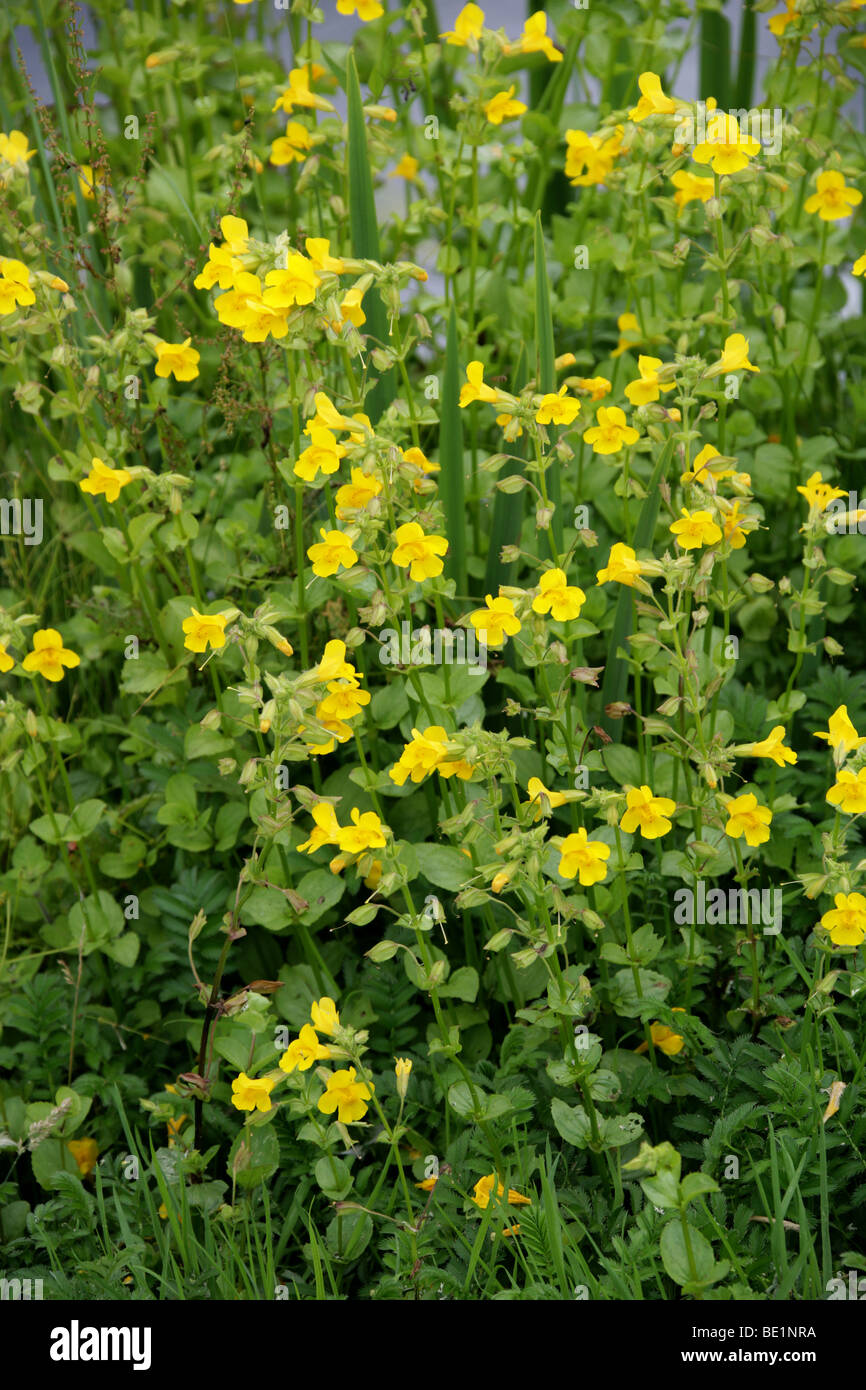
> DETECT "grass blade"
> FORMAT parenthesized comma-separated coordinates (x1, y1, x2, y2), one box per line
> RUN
(346, 51, 395, 421)
(484, 339, 528, 595)
(440, 302, 467, 596)
(534, 212, 562, 556)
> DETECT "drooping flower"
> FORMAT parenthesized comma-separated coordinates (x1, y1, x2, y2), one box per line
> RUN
(279, 1024, 332, 1073)
(334, 287, 366, 331)
(531, 568, 586, 622)
(391, 522, 448, 581)
(826, 768, 866, 815)
(692, 113, 761, 176)
(307, 527, 358, 578)
(317, 1066, 374, 1124)
(670, 169, 715, 212)
(620, 785, 677, 839)
(637, 1019, 685, 1056)
(79, 457, 132, 504)
(525, 777, 568, 821)
(153, 338, 200, 381)
(804, 170, 862, 221)
(722, 792, 773, 847)
(181, 608, 229, 653)
(624, 356, 676, 406)
(21, 629, 80, 682)
(596, 543, 645, 587)
(470, 593, 522, 647)
(583, 405, 640, 455)
(558, 828, 610, 885)
(706, 332, 760, 378)
(669, 508, 723, 550)
(231, 1073, 275, 1114)
(484, 86, 527, 126)
(535, 386, 580, 425)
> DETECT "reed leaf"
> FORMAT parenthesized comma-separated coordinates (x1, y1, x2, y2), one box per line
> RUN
(440, 302, 467, 596)
(534, 212, 562, 556)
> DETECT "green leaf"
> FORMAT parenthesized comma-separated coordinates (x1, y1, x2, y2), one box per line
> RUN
(412, 842, 472, 891)
(438, 965, 479, 1002)
(229, 1124, 280, 1189)
(659, 1218, 716, 1287)
(550, 1097, 593, 1148)
(680, 1171, 720, 1207)
(315, 1155, 353, 1200)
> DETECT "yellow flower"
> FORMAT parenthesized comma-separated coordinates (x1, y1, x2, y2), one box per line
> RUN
(395, 1057, 413, 1099)
(402, 445, 439, 475)
(307, 527, 358, 578)
(231, 1073, 275, 1114)
(853, 253, 866, 277)
(796, 471, 847, 512)
(628, 71, 683, 121)
(305, 237, 345, 274)
(611, 311, 642, 358)
(264, 254, 321, 307)
(706, 332, 759, 378)
(0, 258, 35, 315)
(318, 1066, 374, 1124)
(804, 170, 862, 221)
(269, 121, 313, 165)
(576, 376, 611, 401)
(67, 1138, 99, 1176)
(739, 726, 797, 767)
(826, 768, 866, 815)
(75, 164, 105, 201)
(272, 65, 334, 115)
(194, 243, 243, 293)
(670, 169, 715, 211)
(337, 0, 384, 18)
(535, 386, 580, 425)
(298, 803, 343, 854)
(820, 893, 866, 948)
(389, 153, 421, 181)
(692, 113, 761, 176)
(314, 639, 358, 684)
(558, 828, 610, 885)
(182, 608, 229, 653)
(720, 499, 750, 549)
(638, 1020, 685, 1056)
(0, 643, 13, 673)
(507, 11, 561, 62)
(336, 468, 382, 517)
(624, 356, 676, 406)
(338, 809, 387, 854)
(311, 997, 341, 1035)
(0, 129, 36, 171)
(317, 681, 370, 722)
(294, 427, 347, 482)
(459, 360, 500, 407)
(280, 1024, 331, 1073)
(532, 568, 586, 622)
(471, 1174, 532, 1210)
(814, 705, 866, 760)
(564, 127, 621, 187)
(669, 507, 723, 550)
(79, 456, 133, 503)
(596, 542, 645, 587)
(391, 522, 448, 581)
(441, 3, 485, 47)
(525, 777, 568, 821)
(484, 86, 527, 126)
(21, 629, 80, 683)
(153, 337, 200, 381)
(722, 792, 772, 847)
(215, 272, 291, 343)
(583, 405, 640, 455)
(682, 443, 738, 486)
(470, 593, 521, 647)
(334, 287, 366, 330)
(620, 785, 677, 840)
(389, 726, 472, 786)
